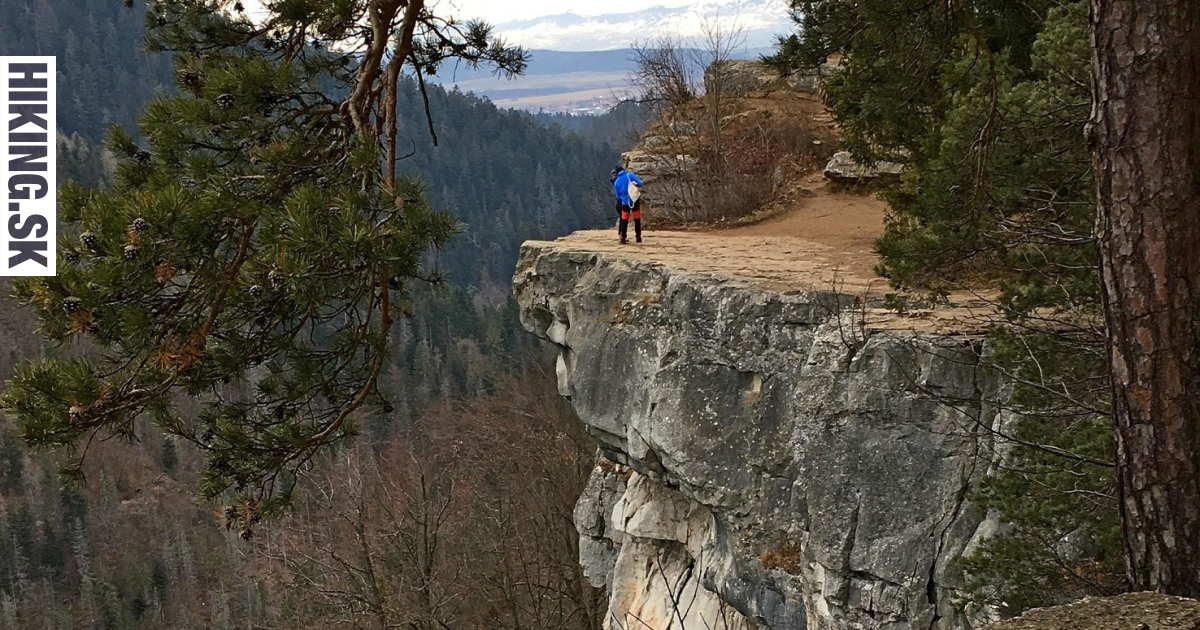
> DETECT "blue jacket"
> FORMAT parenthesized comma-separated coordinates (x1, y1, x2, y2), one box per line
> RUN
(613, 170, 643, 206)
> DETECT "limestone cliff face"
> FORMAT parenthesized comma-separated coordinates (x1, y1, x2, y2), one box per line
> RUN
(513, 243, 1006, 630)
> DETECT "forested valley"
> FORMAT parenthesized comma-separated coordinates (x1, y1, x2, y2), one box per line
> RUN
(0, 1, 642, 627)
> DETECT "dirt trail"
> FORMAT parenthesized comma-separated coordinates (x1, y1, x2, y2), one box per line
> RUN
(537, 177, 889, 295)
(530, 178, 1002, 333)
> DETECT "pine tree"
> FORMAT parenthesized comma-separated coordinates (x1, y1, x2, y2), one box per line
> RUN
(161, 437, 177, 474)
(0, 0, 526, 509)
(767, 0, 1124, 611)
(1090, 0, 1200, 597)
(0, 434, 21, 495)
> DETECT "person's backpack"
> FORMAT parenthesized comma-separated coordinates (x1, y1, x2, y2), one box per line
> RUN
(627, 179, 641, 204)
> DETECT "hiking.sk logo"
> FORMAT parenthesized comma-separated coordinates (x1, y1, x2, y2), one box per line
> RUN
(2, 57, 56, 276)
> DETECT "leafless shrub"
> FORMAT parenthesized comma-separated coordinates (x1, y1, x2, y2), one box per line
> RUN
(630, 36, 697, 115)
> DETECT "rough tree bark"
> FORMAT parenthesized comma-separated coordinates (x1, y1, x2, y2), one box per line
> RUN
(1088, 0, 1200, 597)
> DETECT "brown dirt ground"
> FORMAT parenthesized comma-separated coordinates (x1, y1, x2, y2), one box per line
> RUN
(543, 174, 887, 291)
(533, 179, 1004, 333)
(530, 90, 1004, 333)
(982, 592, 1200, 630)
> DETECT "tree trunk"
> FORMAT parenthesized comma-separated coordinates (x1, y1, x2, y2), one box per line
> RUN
(1089, 0, 1200, 596)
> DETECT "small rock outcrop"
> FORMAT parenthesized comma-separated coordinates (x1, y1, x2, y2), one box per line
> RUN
(823, 151, 905, 185)
(514, 242, 1010, 630)
(704, 59, 833, 96)
(620, 148, 700, 219)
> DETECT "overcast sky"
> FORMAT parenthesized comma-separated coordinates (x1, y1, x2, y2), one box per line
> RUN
(244, 0, 789, 51)
(432, 0, 701, 23)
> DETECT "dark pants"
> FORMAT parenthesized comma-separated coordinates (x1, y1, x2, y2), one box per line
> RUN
(617, 199, 642, 243)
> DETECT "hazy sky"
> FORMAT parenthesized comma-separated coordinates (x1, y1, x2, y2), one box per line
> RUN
(433, 0, 700, 23)
(243, 0, 789, 51)
(246, 0, 705, 24)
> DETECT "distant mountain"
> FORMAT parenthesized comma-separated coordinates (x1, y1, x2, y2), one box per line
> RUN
(430, 46, 774, 113)
(433, 50, 638, 82)
(488, 0, 791, 52)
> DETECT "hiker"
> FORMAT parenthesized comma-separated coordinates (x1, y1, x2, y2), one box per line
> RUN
(612, 165, 644, 244)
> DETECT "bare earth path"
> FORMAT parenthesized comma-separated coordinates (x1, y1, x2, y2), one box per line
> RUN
(536, 177, 889, 294)
(528, 178, 1003, 332)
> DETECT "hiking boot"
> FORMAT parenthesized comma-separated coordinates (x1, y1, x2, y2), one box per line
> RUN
(636, 236, 643, 243)
(619, 236, 627, 245)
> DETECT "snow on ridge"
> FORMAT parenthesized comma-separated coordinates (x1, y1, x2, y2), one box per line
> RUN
(492, 0, 791, 52)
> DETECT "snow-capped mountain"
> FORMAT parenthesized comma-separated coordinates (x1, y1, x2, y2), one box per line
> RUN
(491, 0, 793, 52)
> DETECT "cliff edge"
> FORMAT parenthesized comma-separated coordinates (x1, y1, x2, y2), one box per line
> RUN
(513, 226, 1010, 630)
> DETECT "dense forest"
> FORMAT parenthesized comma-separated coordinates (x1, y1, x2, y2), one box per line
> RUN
(0, 1, 644, 628)
(0, 0, 173, 143)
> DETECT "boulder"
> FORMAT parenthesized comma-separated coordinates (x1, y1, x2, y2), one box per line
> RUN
(705, 59, 779, 96)
(823, 151, 905, 184)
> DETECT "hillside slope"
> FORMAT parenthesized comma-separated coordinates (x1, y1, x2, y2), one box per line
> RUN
(0, 6, 627, 628)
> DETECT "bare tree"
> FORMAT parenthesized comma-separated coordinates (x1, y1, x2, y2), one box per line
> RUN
(260, 372, 602, 629)
(629, 36, 697, 114)
(694, 11, 746, 174)
(626, 13, 768, 224)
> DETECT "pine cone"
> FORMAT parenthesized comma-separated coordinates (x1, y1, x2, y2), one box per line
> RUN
(124, 245, 140, 260)
(62, 296, 83, 314)
(268, 270, 285, 289)
(68, 406, 86, 422)
(278, 223, 291, 237)
(134, 149, 151, 163)
(156, 15, 168, 27)
(132, 218, 149, 234)
(216, 93, 236, 109)
(248, 284, 263, 298)
(80, 231, 98, 250)
(178, 69, 200, 88)
(64, 251, 81, 264)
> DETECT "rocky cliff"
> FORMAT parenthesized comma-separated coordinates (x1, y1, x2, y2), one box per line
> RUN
(513, 238, 1008, 630)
